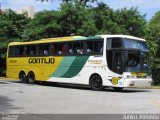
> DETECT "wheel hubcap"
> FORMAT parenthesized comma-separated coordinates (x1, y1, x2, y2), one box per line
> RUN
(94, 79, 101, 88)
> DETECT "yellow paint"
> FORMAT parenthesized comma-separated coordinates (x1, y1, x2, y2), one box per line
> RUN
(131, 72, 145, 77)
(88, 60, 102, 64)
(7, 56, 63, 81)
(112, 77, 121, 85)
(6, 36, 84, 81)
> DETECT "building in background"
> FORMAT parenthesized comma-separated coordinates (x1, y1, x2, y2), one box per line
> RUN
(16, 6, 34, 18)
(0, 2, 34, 18)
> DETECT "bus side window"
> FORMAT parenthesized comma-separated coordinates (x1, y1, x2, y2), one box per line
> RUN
(93, 41, 103, 54)
(19, 46, 24, 55)
(30, 46, 36, 55)
(37, 45, 43, 55)
(59, 43, 68, 55)
(73, 42, 83, 54)
(58, 44, 63, 55)
(68, 42, 73, 54)
(112, 38, 123, 48)
(23, 46, 27, 55)
(86, 41, 93, 54)
(107, 38, 123, 49)
(44, 44, 49, 55)
(107, 39, 112, 50)
(51, 44, 58, 55)
(26, 46, 31, 55)
(9, 47, 15, 57)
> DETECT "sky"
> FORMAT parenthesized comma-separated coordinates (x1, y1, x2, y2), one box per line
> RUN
(0, 0, 160, 21)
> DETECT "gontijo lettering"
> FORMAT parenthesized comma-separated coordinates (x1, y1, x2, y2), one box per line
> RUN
(29, 58, 55, 64)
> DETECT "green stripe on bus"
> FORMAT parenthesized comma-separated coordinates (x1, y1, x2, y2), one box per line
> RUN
(51, 56, 76, 77)
(61, 56, 89, 78)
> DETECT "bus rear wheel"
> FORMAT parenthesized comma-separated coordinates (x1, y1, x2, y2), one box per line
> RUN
(27, 72, 36, 84)
(90, 75, 104, 91)
(19, 72, 27, 83)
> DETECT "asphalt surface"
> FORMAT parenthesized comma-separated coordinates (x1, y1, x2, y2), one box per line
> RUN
(0, 80, 160, 114)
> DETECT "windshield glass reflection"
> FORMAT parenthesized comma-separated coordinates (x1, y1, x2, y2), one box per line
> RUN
(124, 39, 149, 51)
(125, 52, 141, 72)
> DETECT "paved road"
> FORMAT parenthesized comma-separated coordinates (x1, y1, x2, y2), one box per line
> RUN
(0, 80, 160, 114)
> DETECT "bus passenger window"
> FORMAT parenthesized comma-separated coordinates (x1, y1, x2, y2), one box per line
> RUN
(73, 42, 83, 54)
(107, 38, 123, 49)
(86, 41, 93, 53)
(26, 46, 31, 55)
(68, 42, 73, 54)
(23, 46, 27, 55)
(51, 44, 58, 55)
(59, 43, 67, 54)
(9, 47, 15, 57)
(44, 44, 49, 55)
(38, 45, 43, 55)
(19, 46, 24, 55)
(51, 45, 54, 54)
(94, 41, 103, 53)
(30, 46, 36, 55)
(58, 44, 63, 54)
(73, 42, 81, 54)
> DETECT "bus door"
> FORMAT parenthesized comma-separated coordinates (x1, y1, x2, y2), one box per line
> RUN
(112, 51, 124, 74)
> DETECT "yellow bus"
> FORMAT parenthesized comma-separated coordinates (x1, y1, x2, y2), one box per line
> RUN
(7, 35, 152, 91)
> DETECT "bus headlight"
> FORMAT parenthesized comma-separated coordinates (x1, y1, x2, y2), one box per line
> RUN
(126, 75, 136, 79)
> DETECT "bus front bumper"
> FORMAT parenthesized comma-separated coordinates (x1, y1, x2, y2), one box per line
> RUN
(122, 78, 152, 88)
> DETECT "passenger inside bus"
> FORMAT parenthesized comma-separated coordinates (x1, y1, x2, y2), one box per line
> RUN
(51, 45, 54, 54)
(44, 50, 48, 55)
(87, 48, 91, 53)
(69, 48, 73, 54)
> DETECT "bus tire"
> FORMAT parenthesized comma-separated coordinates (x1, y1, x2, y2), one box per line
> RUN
(113, 87, 123, 91)
(27, 71, 36, 84)
(19, 71, 27, 83)
(90, 74, 104, 91)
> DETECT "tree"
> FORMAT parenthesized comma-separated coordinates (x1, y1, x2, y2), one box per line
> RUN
(146, 11, 160, 85)
(114, 7, 147, 38)
(0, 9, 30, 75)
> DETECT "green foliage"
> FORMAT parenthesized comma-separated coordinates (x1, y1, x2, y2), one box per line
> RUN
(114, 7, 147, 38)
(145, 11, 160, 85)
(0, 9, 30, 76)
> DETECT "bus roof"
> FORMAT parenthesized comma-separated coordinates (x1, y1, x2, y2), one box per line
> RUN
(8, 36, 102, 46)
(98, 35, 146, 41)
(9, 34, 145, 46)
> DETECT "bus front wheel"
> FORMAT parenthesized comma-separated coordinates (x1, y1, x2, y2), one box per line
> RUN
(90, 75, 104, 91)
(19, 72, 27, 83)
(27, 72, 36, 84)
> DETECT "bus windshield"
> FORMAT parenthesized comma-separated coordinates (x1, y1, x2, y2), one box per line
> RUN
(124, 39, 149, 51)
(125, 52, 141, 72)
(107, 50, 151, 74)
(125, 51, 151, 73)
